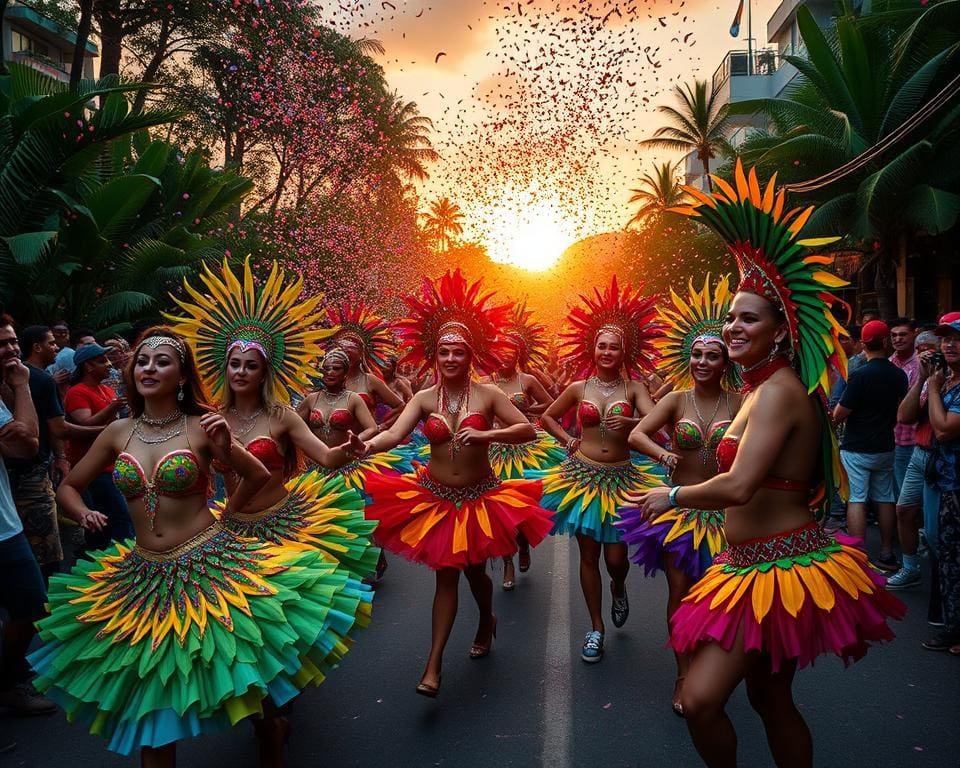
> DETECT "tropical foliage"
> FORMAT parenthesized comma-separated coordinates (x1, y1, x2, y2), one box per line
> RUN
(0, 63, 252, 330)
(626, 161, 686, 228)
(421, 197, 465, 253)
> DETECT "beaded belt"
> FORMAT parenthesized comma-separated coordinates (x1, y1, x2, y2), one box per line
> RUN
(722, 522, 832, 569)
(419, 473, 501, 503)
(133, 522, 223, 562)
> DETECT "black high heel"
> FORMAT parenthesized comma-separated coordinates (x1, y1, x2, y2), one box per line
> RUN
(469, 615, 497, 659)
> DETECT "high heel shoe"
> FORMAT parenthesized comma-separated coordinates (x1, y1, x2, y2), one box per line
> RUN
(469, 615, 497, 659)
(415, 675, 441, 698)
(502, 558, 515, 591)
(518, 548, 531, 573)
(672, 676, 686, 718)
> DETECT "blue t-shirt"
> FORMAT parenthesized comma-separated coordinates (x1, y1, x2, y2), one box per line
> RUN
(931, 385, 960, 492)
(0, 401, 24, 541)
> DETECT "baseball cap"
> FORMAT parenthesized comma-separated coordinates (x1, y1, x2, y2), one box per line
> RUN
(860, 320, 890, 343)
(72, 343, 113, 368)
(934, 311, 960, 336)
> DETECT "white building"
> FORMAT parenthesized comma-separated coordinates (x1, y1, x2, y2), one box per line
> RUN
(684, 0, 834, 188)
(2, 1, 97, 82)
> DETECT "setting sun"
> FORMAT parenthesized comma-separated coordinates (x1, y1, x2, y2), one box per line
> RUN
(485, 201, 576, 271)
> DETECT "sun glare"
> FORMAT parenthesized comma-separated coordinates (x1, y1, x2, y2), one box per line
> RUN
(486, 202, 576, 271)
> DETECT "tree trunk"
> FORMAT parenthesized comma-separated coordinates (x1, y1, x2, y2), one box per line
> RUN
(0, 1, 9, 76)
(701, 151, 712, 192)
(874, 249, 899, 321)
(70, 0, 96, 88)
(96, 1, 124, 77)
(130, 17, 171, 113)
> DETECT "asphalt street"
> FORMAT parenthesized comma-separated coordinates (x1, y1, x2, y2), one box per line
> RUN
(2, 530, 958, 767)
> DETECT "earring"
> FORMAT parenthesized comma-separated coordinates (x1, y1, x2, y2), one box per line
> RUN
(177, 383, 185, 402)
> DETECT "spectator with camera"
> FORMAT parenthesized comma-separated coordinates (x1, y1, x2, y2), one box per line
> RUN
(833, 320, 909, 571)
(921, 312, 960, 652)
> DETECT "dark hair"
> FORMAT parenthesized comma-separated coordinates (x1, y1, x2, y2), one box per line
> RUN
(0, 313, 15, 329)
(19, 325, 51, 358)
(126, 326, 210, 417)
(70, 327, 96, 348)
(863, 338, 886, 352)
(890, 317, 916, 331)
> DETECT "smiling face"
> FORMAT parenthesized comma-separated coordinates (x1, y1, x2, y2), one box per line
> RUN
(226, 348, 267, 397)
(593, 331, 625, 373)
(437, 342, 471, 382)
(34, 330, 59, 367)
(321, 356, 348, 389)
(500, 341, 520, 371)
(689, 342, 727, 386)
(133, 344, 183, 399)
(0, 325, 20, 366)
(722, 291, 789, 366)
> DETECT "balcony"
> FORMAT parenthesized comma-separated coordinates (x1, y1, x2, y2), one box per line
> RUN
(10, 50, 71, 82)
(711, 49, 798, 124)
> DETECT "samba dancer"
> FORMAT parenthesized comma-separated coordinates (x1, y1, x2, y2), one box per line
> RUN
(635, 163, 905, 767)
(166, 261, 378, 764)
(617, 275, 742, 715)
(485, 302, 563, 590)
(31, 328, 367, 768)
(535, 278, 665, 663)
(361, 270, 554, 697)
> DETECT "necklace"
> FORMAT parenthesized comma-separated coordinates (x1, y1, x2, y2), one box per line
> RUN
(133, 414, 185, 444)
(139, 410, 182, 428)
(229, 407, 264, 438)
(740, 354, 792, 391)
(438, 382, 471, 458)
(321, 388, 348, 405)
(590, 375, 623, 393)
(690, 391, 724, 467)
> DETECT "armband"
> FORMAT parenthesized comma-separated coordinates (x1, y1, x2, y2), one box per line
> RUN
(668, 485, 681, 508)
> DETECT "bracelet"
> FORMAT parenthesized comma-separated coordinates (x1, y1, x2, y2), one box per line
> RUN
(667, 485, 681, 508)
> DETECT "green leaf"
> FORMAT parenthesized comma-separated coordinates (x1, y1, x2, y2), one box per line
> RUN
(904, 185, 960, 233)
(1, 231, 58, 266)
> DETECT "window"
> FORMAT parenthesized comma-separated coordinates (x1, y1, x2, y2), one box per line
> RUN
(11, 30, 32, 53)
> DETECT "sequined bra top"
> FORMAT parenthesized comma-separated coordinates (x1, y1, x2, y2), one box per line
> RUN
(674, 419, 731, 451)
(422, 412, 490, 444)
(715, 435, 809, 492)
(245, 436, 285, 472)
(509, 391, 531, 410)
(308, 408, 353, 431)
(211, 436, 285, 474)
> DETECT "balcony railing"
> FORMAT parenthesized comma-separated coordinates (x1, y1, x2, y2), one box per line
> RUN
(10, 50, 71, 81)
(712, 50, 781, 94)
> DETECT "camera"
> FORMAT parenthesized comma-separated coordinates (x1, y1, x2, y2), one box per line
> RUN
(929, 352, 949, 375)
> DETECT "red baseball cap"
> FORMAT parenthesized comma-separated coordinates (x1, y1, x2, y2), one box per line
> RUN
(860, 320, 890, 343)
(934, 311, 960, 336)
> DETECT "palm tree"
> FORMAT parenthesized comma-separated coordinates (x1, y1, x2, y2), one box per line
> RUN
(728, 1, 960, 317)
(421, 197, 464, 253)
(380, 94, 440, 186)
(640, 80, 731, 191)
(626, 161, 686, 228)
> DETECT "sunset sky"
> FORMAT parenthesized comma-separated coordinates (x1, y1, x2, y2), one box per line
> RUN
(320, 0, 781, 270)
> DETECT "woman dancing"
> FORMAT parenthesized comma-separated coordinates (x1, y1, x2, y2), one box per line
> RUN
(617, 274, 741, 715)
(166, 261, 378, 763)
(486, 302, 562, 590)
(360, 270, 554, 697)
(635, 163, 905, 767)
(31, 328, 367, 767)
(322, 303, 404, 420)
(535, 278, 665, 662)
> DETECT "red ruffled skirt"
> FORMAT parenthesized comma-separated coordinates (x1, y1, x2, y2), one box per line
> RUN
(670, 522, 906, 671)
(364, 465, 553, 569)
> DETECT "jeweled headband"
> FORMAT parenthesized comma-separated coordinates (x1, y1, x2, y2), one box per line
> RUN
(139, 335, 185, 362)
(692, 333, 726, 349)
(595, 324, 625, 343)
(226, 339, 269, 361)
(437, 321, 474, 349)
(323, 348, 351, 368)
(335, 331, 365, 350)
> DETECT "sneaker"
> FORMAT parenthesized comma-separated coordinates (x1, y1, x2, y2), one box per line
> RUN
(611, 585, 629, 628)
(928, 618, 946, 627)
(921, 630, 960, 651)
(581, 630, 604, 663)
(0, 683, 57, 715)
(870, 552, 899, 572)
(885, 567, 921, 589)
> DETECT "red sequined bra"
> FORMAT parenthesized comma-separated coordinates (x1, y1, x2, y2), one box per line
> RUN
(716, 435, 809, 492)
(422, 413, 490, 444)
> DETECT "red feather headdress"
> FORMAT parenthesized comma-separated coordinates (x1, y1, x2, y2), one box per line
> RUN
(559, 276, 662, 380)
(321, 302, 394, 373)
(502, 301, 549, 371)
(397, 270, 514, 376)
